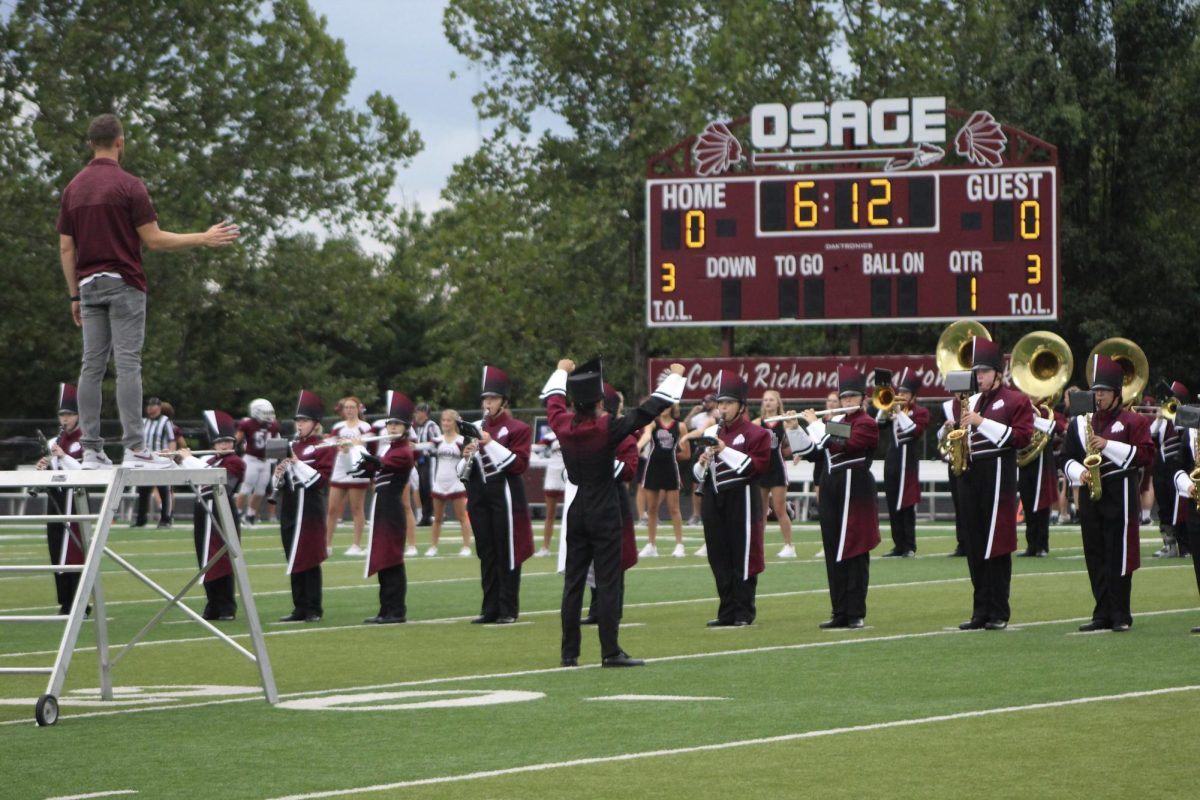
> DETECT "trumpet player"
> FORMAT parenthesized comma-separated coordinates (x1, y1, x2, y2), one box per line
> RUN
(274, 390, 336, 623)
(1149, 382, 1192, 558)
(1061, 356, 1153, 632)
(877, 368, 928, 558)
(953, 338, 1034, 631)
(789, 366, 880, 629)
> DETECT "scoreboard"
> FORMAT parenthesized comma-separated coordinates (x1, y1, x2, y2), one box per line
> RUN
(645, 102, 1060, 327)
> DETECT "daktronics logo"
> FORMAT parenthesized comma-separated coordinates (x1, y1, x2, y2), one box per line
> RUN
(750, 96, 947, 150)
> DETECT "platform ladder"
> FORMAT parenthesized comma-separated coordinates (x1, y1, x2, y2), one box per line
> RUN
(0, 467, 277, 725)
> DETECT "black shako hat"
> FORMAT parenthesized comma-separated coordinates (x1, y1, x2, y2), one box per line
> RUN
(714, 370, 748, 404)
(204, 410, 237, 444)
(57, 383, 78, 414)
(970, 337, 1004, 372)
(568, 358, 605, 406)
(481, 365, 510, 399)
(1090, 355, 1124, 392)
(895, 367, 921, 396)
(384, 390, 414, 426)
(837, 365, 866, 397)
(294, 390, 324, 421)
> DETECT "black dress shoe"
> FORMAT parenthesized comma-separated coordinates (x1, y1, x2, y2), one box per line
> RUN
(846, 618, 865, 629)
(881, 549, 904, 558)
(602, 651, 644, 667)
(949, 546, 966, 557)
(363, 615, 382, 624)
(959, 618, 986, 630)
(1111, 623, 1130, 632)
(378, 615, 407, 624)
(278, 611, 306, 623)
(985, 620, 1008, 630)
(560, 657, 578, 667)
(471, 614, 498, 624)
(1016, 550, 1036, 558)
(706, 618, 733, 627)
(495, 615, 517, 624)
(305, 613, 322, 623)
(1078, 621, 1110, 632)
(818, 617, 848, 629)
(580, 615, 598, 625)
(733, 620, 752, 627)
(1190, 626, 1200, 634)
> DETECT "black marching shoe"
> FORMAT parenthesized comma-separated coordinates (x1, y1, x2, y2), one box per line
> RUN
(602, 651, 644, 668)
(1111, 623, 1130, 632)
(363, 615, 383, 624)
(984, 620, 1008, 630)
(560, 657, 578, 667)
(278, 611, 306, 623)
(305, 613, 322, 623)
(1077, 621, 1110, 632)
(948, 545, 966, 557)
(1190, 626, 1200, 634)
(580, 615, 598, 625)
(706, 618, 733, 627)
(471, 614, 499, 624)
(881, 549, 904, 558)
(494, 616, 517, 624)
(959, 618, 986, 630)
(733, 620, 752, 627)
(818, 617, 848, 629)
(846, 618, 865, 629)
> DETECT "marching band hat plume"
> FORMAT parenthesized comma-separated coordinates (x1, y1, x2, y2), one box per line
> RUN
(204, 410, 238, 444)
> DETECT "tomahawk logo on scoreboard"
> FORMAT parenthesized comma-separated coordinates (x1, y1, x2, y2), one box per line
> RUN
(645, 97, 1059, 326)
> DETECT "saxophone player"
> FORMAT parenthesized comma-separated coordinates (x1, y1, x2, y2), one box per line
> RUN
(1061, 355, 1153, 632)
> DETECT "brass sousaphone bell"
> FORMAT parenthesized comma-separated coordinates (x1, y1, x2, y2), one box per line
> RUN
(936, 320, 992, 475)
(1011, 331, 1073, 467)
(1085, 337, 1149, 408)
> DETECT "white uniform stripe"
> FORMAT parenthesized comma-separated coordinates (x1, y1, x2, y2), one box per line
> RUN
(985, 465, 1001, 559)
(742, 486, 751, 580)
(504, 482, 515, 571)
(1121, 477, 1130, 577)
(896, 444, 907, 512)
(837, 471, 850, 562)
(1032, 452, 1044, 510)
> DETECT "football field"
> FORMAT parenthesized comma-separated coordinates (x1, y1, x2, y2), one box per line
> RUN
(1, 520, 1198, 799)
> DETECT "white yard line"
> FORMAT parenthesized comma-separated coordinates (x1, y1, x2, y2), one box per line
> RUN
(261, 685, 1200, 799)
(44, 791, 138, 800)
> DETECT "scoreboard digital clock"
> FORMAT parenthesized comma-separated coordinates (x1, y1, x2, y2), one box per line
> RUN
(645, 100, 1060, 328)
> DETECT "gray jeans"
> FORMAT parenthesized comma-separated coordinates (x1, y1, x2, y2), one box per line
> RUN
(78, 275, 146, 451)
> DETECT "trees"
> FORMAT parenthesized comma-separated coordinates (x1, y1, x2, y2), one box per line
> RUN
(0, 0, 421, 418)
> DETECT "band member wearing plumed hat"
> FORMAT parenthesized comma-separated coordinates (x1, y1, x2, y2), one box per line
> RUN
(175, 410, 246, 621)
(342, 391, 416, 624)
(1017, 390, 1066, 559)
(458, 366, 534, 623)
(273, 390, 337, 622)
(692, 369, 773, 627)
(1149, 381, 1192, 558)
(790, 366, 880, 628)
(34, 384, 87, 615)
(877, 368, 930, 558)
(1170, 388, 1200, 632)
(1062, 355, 1153, 631)
(541, 358, 686, 666)
(949, 338, 1035, 630)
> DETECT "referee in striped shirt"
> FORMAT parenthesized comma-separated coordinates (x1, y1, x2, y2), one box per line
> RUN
(134, 397, 176, 527)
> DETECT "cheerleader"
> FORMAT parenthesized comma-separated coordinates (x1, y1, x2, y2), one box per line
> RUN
(538, 428, 565, 556)
(274, 390, 336, 623)
(344, 391, 414, 624)
(34, 384, 86, 615)
(326, 396, 373, 556)
(754, 390, 796, 558)
(176, 410, 245, 621)
(637, 404, 690, 557)
(428, 409, 473, 557)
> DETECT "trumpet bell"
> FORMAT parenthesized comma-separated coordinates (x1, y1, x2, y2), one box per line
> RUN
(936, 319, 992, 379)
(1011, 330, 1073, 404)
(1086, 337, 1149, 408)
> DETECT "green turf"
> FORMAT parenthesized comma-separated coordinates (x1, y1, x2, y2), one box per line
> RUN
(1, 521, 1197, 799)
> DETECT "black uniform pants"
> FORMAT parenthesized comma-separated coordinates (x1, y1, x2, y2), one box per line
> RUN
(1152, 468, 1185, 552)
(417, 458, 433, 523)
(947, 464, 965, 552)
(561, 505, 623, 660)
(470, 482, 523, 619)
(1183, 511, 1200, 600)
(1018, 463, 1051, 553)
(135, 485, 172, 525)
(46, 524, 82, 614)
(818, 478, 870, 619)
(701, 485, 759, 625)
(957, 465, 1012, 623)
(376, 563, 407, 619)
(193, 497, 241, 619)
(1079, 488, 1134, 627)
(289, 567, 322, 617)
(885, 504, 917, 554)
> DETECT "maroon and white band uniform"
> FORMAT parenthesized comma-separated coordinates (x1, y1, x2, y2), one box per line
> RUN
(457, 366, 534, 621)
(1150, 381, 1192, 555)
(346, 391, 415, 623)
(41, 383, 86, 614)
(542, 362, 683, 662)
(277, 390, 336, 620)
(952, 338, 1035, 626)
(694, 370, 773, 626)
(1169, 421, 1200, 627)
(1062, 355, 1153, 629)
(938, 398, 967, 555)
(1017, 406, 1066, 556)
(581, 384, 642, 623)
(236, 414, 281, 502)
(181, 410, 245, 621)
(877, 368, 929, 556)
(790, 367, 880, 624)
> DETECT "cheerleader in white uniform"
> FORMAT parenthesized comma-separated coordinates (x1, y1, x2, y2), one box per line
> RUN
(428, 409, 474, 557)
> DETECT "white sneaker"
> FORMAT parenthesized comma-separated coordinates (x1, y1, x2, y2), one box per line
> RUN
(639, 543, 658, 557)
(424, 545, 438, 557)
(535, 547, 551, 557)
(122, 449, 174, 469)
(81, 449, 113, 470)
(458, 546, 473, 557)
(778, 544, 797, 558)
(344, 544, 365, 556)
(404, 545, 418, 557)
(694, 544, 707, 557)
(671, 543, 686, 558)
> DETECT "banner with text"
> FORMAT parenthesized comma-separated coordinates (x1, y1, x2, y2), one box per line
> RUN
(648, 355, 947, 402)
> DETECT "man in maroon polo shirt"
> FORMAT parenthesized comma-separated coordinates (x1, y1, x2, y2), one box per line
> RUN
(57, 114, 239, 469)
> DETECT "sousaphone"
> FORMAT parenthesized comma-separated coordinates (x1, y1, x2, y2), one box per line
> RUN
(1085, 337, 1149, 408)
(1011, 330, 1073, 466)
